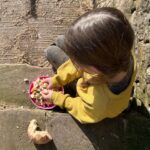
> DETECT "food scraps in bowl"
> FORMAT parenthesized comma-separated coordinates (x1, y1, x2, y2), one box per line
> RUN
(29, 76, 58, 109)
(30, 78, 49, 105)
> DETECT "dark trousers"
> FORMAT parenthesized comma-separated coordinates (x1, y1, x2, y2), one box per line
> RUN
(44, 35, 76, 97)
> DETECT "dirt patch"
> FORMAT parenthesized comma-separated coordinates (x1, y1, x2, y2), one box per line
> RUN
(0, 0, 83, 66)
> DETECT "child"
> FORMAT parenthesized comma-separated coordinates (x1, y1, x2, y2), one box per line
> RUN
(42, 7, 136, 123)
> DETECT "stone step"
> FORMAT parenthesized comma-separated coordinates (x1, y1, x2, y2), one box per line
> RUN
(0, 108, 150, 150)
(0, 64, 52, 108)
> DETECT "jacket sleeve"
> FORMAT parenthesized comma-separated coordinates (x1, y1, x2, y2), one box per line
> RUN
(51, 59, 82, 87)
(51, 91, 101, 123)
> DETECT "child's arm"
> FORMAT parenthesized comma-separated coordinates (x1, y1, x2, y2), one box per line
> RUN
(51, 91, 102, 123)
(51, 59, 82, 87)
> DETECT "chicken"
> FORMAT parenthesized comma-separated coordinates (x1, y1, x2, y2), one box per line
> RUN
(27, 119, 52, 144)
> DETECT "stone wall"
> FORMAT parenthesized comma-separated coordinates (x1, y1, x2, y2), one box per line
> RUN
(96, 0, 150, 108)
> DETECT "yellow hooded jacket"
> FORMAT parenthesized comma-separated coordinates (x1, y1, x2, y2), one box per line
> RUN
(51, 57, 136, 123)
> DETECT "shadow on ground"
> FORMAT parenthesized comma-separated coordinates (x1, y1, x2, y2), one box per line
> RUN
(74, 99, 150, 150)
(34, 141, 57, 150)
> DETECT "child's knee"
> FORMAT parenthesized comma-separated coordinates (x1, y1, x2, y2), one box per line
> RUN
(55, 35, 65, 50)
(44, 47, 49, 58)
(44, 45, 57, 59)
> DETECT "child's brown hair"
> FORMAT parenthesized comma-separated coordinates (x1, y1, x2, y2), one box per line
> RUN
(64, 7, 135, 86)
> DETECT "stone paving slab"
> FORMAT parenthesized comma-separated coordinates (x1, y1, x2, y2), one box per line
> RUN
(0, 108, 53, 150)
(0, 64, 52, 108)
(0, 109, 95, 150)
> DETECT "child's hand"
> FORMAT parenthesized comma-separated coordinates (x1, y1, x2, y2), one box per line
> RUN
(42, 77, 52, 89)
(41, 89, 53, 103)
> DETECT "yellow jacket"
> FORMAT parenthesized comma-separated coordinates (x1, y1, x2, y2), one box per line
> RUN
(51, 59, 136, 123)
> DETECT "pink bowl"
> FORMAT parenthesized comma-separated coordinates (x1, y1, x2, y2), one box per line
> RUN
(29, 76, 63, 110)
